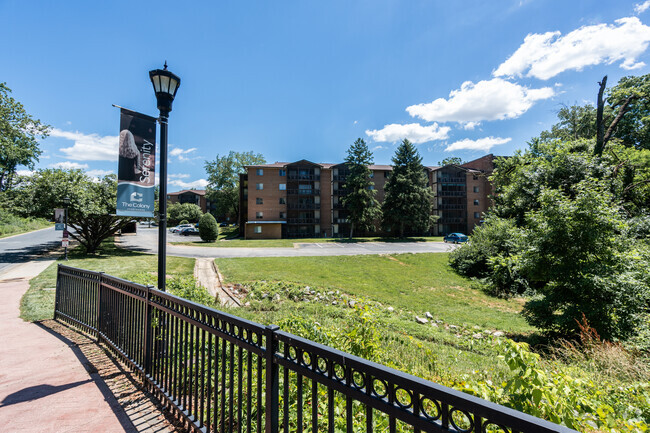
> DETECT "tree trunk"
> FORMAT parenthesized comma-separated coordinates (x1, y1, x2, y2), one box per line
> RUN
(349, 222, 354, 240)
(595, 76, 607, 156)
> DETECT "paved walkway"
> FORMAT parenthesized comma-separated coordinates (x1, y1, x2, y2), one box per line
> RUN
(0, 261, 179, 433)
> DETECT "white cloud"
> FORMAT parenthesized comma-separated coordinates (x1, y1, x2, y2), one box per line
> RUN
(365, 122, 451, 144)
(406, 78, 554, 123)
(636, 1, 650, 14)
(50, 128, 119, 161)
(86, 169, 113, 177)
(49, 161, 89, 170)
(169, 147, 197, 162)
(372, 145, 385, 151)
(169, 178, 209, 189)
(494, 17, 650, 80)
(169, 173, 191, 179)
(16, 170, 34, 177)
(462, 121, 480, 130)
(445, 136, 512, 152)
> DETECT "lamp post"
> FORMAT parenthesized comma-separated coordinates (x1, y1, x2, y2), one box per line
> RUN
(63, 196, 70, 260)
(149, 62, 181, 292)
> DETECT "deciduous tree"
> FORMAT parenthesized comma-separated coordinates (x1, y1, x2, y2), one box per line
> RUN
(204, 151, 265, 222)
(0, 83, 50, 191)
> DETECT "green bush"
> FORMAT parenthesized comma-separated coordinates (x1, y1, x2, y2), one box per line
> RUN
(198, 213, 219, 242)
(179, 219, 189, 225)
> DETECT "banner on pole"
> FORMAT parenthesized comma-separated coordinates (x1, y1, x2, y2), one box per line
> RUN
(54, 208, 64, 230)
(116, 108, 157, 217)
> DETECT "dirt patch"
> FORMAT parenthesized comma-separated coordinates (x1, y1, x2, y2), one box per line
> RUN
(382, 254, 408, 266)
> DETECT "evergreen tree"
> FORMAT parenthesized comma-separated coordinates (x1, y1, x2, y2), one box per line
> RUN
(341, 138, 381, 239)
(382, 139, 434, 237)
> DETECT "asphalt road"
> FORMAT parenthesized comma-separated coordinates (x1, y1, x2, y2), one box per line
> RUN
(0, 227, 63, 275)
(118, 227, 456, 258)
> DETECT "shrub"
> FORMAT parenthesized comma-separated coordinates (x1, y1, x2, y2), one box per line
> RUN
(179, 219, 189, 225)
(199, 213, 219, 242)
(449, 216, 522, 280)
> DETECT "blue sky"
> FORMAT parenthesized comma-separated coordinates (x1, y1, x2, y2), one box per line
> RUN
(3, 0, 650, 191)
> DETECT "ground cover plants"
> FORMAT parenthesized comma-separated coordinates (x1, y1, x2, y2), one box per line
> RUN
(0, 210, 51, 238)
(216, 254, 650, 432)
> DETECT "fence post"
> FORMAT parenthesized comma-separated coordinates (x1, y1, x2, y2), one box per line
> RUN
(265, 325, 280, 433)
(143, 285, 154, 377)
(96, 272, 104, 343)
(54, 264, 61, 321)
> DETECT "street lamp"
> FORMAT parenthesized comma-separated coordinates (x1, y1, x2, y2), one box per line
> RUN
(149, 62, 181, 292)
(63, 196, 70, 260)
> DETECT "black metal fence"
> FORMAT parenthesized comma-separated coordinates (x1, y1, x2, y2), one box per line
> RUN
(54, 265, 575, 433)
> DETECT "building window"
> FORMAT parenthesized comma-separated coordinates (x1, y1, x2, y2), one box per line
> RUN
(256, 169, 263, 176)
(256, 212, 263, 219)
(280, 212, 286, 219)
(254, 226, 262, 233)
(474, 199, 479, 206)
(279, 183, 286, 191)
(279, 169, 286, 176)
(369, 172, 374, 178)
(256, 198, 263, 205)
(279, 197, 286, 204)
(473, 186, 479, 193)
(368, 185, 375, 190)
(384, 171, 389, 178)
(474, 212, 481, 219)
(256, 183, 263, 190)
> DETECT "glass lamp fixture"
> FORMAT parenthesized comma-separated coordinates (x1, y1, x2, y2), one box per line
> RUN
(149, 61, 181, 115)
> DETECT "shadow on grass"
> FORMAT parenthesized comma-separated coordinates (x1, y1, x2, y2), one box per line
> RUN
(66, 239, 149, 260)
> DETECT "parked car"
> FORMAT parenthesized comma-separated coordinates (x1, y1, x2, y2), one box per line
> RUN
(179, 227, 200, 236)
(443, 233, 469, 244)
(219, 222, 228, 227)
(170, 224, 193, 233)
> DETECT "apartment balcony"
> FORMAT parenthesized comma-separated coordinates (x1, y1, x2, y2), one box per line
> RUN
(436, 177, 466, 183)
(287, 174, 320, 181)
(288, 203, 319, 210)
(333, 188, 350, 195)
(439, 217, 465, 224)
(333, 218, 349, 224)
(437, 190, 466, 197)
(436, 204, 467, 210)
(333, 202, 345, 209)
(333, 175, 348, 181)
(287, 189, 320, 195)
(287, 218, 320, 224)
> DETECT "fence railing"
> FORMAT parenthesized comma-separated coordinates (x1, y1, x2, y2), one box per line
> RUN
(55, 265, 575, 433)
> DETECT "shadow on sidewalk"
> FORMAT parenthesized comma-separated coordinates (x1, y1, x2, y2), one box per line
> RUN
(0, 380, 92, 407)
(32, 320, 138, 433)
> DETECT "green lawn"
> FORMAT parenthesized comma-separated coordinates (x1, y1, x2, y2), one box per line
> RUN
(0, 218, 52, 239)
(215, 253, 531, 333)
(174, 236, 444, 248)
(21, 241, 195, 322)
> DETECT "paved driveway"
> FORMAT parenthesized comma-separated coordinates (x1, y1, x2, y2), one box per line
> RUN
(118, 228, 456, 258)
(0, 227, 62, 274)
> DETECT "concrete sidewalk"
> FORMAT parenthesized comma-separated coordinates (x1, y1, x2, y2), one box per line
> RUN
(0, 261, 137, 432)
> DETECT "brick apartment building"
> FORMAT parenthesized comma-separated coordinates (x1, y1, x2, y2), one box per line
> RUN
(238, 155, 495, 239)
(166, 189, 216, 215)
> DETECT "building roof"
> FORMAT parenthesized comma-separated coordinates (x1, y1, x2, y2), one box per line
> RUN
(167, 189, 206, 196)
(242, 155, 493, 173)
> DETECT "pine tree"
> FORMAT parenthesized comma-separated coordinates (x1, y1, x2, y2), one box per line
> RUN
(382, 139, 434, 237)
(341, 138, 381, 239)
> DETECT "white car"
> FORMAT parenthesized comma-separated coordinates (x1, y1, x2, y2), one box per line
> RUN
(169, 223, 193, 233)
